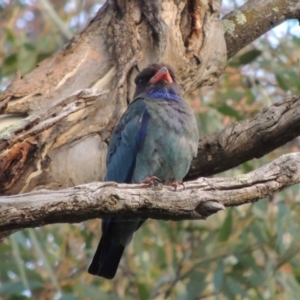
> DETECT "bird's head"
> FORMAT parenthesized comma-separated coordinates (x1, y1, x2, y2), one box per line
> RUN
(134, 64, 180, 99)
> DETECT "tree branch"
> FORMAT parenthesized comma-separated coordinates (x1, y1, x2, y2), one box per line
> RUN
(0, 0, 227, 194)
(39, 0, 73, 40)
(1, 152, 299, 239)
(0, 0, 299, 210)
(223, 0, 300, 58)
(1, 93, 300, 192)
(187, 96, 300, 180)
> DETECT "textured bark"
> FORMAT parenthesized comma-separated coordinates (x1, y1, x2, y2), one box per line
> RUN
(1, 152, 299, 239)
(186, 96, 300, 179)
(0, 0, 226, 195)
(0, 89, 107, 194)
(223, 0, 300, 58)
(2, 91, 299, 191)
(0, 0, 300, 233)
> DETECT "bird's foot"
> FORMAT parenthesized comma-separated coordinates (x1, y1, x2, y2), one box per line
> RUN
(143, 176, 162, 187)
(168, 181, 185, 191)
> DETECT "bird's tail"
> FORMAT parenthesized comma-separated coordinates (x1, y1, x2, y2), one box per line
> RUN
(88, 232, 125, 279)
(88, 218, 145, 279)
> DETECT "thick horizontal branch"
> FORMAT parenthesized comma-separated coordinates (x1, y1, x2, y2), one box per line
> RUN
(223, 0, 300, 58)
(1, 92, 299, 192)
(1, 152, 299, 239)
(187, 96, 300, 180)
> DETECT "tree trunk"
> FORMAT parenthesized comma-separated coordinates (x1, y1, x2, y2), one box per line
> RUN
(0, 0, 226, 195)
(1, 0, 300, 240)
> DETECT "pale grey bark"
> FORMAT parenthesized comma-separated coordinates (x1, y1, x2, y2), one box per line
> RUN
(0, 0, 226, 194)
(1, 152, 299, 239)
(0, 0, 300, 240)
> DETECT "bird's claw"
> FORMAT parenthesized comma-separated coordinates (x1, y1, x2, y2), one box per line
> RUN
(168, 181, 185, 191)
(143, 176, 162, 187)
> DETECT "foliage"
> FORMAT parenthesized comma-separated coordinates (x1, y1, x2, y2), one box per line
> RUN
(1, 1, 300, 299)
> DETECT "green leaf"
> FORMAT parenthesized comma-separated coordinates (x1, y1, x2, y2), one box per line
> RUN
(214, 261, 224, 291)
(58, 294, 79, 300)
(249, 221, 267, 244)
(77, 282, 126, 300)
(0, 281, 26, 295)
(137, 282, 150, 300)
(5, 28, 16, 43)
(226, 277, 248, 297)
(241, 161, 255, 173)
(5, 296, 29, 300)
(239, 49, 262, 65)
(186, 271, 207, 299)
(276, 74, 290, 91)
(36, 52, 52, 64)
(294, 268, 300, 285)
(3, 53, 17, 66)
(219, 209, 233, 242)
(213, 103, 242, 120)
(2, 53, 18, 75)
(23, 43, 35, 52)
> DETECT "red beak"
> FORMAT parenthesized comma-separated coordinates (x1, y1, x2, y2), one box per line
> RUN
(149, 67, 173, 84)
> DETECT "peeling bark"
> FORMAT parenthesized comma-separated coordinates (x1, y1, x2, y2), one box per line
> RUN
(1, 91, 299, 195)
(0, 0, 226, 194)
(0, 89, 107, 194)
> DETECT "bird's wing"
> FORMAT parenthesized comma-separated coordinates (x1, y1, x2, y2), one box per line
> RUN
(105, 97, 150, 183)
(88, 98, 149, 278)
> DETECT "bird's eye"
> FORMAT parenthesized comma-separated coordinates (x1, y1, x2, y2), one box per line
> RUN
(137, 78, 146, 85)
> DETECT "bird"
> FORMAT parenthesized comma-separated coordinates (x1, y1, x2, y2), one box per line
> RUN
(88, 63, 199, 279)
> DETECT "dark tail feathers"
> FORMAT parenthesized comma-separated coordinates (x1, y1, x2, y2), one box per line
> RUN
(88, 234, 125, 279)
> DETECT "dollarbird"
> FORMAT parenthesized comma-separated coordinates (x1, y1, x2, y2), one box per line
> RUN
(88, 63, 199, 279)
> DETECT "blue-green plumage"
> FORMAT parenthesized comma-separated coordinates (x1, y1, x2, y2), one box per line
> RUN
(88, 64, 199, 279)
